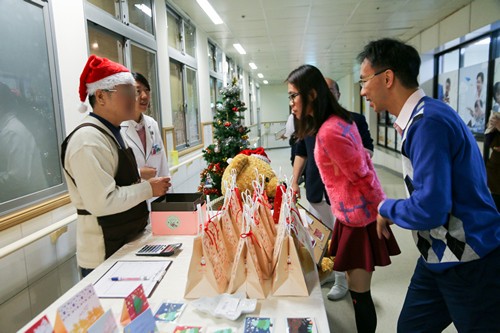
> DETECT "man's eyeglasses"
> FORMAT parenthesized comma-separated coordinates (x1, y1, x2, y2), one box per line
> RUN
(104, 88, 139, 99)
(359, 68, 391, 87)
(288, 92, 300, 102)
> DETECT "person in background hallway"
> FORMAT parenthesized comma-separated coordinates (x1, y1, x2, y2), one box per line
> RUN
(0, 83, 48, 202)
(288, 64, 400, 333)
(292, 76, 375, 302)
(281, 112, 298, 166)
(121, 72, 171, 208)
(61, 55, 171, 278)
(360, 38, 500, 332)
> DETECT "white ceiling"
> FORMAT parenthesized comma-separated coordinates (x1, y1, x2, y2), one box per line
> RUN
(169, 0, 474, 84)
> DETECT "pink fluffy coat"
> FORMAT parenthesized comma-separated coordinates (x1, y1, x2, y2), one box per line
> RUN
(314, 115, 385, 227)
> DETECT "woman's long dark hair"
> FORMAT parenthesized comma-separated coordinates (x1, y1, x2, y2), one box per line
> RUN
(286, 65, 351, 139)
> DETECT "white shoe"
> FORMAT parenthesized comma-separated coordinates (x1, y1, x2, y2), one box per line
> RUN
(327, 273, 348, 300)
(320, 272, 336, 286)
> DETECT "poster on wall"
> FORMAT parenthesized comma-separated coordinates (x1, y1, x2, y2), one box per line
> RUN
(491, 58, 500, 114)
(438, 70, 459, 112)
(458, 62, 488, 135)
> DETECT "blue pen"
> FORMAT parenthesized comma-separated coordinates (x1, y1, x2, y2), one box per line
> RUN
(111, 276, 150, 281)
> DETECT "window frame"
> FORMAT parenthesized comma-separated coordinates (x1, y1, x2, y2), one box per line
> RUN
(0, 0, 68, 226)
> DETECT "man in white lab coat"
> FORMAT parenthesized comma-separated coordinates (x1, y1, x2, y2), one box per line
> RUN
(121, 72, 170, 207)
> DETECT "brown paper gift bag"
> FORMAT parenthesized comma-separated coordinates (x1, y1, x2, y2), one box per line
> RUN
(184, 236, 226, 298)
(219, 209, 239, 259)
(272, 233, 311, 297)
(203, 216, 232, 281)
(227, 230, 266, 299)
(227, 187, 243, 234)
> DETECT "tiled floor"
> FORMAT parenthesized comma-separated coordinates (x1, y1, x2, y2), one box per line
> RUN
(266, 147, 458, 333)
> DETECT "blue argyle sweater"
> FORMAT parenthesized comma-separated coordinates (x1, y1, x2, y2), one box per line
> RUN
(379, 96, 500, 272)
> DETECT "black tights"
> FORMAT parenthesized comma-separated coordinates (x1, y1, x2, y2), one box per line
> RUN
(350, 290, 377, 333)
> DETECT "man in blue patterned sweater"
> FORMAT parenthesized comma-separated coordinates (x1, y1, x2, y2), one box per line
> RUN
(358, 38, 499, 332)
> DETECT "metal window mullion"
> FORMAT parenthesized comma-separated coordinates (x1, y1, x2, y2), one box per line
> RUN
(182, 64, 190, 146)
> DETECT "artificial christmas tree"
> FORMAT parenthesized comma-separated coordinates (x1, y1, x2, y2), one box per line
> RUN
(199, 79, 250, 199)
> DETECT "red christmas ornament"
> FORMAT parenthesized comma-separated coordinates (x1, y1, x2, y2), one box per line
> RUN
(232, 107, 238, 111)
(224, 121, 231, 127)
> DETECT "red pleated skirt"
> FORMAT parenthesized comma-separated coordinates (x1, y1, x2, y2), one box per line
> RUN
(329, 220, 401, 272)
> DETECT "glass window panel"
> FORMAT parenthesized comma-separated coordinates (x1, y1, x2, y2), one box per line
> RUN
(169, 61, 186, 148)
(0, 0, 62, 205)
(167, 11, 181, 51)
(185, 67, 200, 144)
(208, 43, 216, 72)
(439, 49, 459, 74)
(184, 21, 196, 58)
(128, 0, 154, 34)
(210, 76, 216, 114)
(87, 0, 119, 19)
(462, 37, 490, 67)
(377, 125, 386, 146)
(131, 44, 159, 122)
(87, 23, 124, 64)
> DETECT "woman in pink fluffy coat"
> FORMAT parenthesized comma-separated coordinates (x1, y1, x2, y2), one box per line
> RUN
(286, 64, 400, 333)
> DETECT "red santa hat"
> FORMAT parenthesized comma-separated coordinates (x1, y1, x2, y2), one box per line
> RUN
(238, 147, 271, 164)
(78, 55, 135, 113)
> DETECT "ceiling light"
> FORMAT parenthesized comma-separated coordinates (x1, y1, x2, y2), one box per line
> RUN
(263, 80, 269, 84)
(257, 73, 264, 78)
(233, 43, 246, 55)
(249, 62, 257, 70)
(196, 0, 223, 25)
(134, 4, 152, 17)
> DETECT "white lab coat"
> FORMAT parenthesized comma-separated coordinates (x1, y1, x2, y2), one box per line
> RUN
(121, 115, 171, 206)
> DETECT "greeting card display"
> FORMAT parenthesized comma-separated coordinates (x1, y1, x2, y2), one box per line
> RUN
(123, 308, 157, 333)
(243, 317, 273, 333)
(23, 315, 53, 333)
(87, 309, 119, 333)
(153, 302, 186, 322)
(54, 284, 104, 333)
(120, 284, 150, 325)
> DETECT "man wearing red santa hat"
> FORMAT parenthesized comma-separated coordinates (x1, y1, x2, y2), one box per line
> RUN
(61, 55, 171, 277)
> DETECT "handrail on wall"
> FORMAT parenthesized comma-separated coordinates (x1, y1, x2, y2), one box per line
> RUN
(0, 213, 77, 260)
(0, 153, 207, 260)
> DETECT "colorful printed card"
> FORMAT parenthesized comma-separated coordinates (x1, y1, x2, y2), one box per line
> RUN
(123, 308, 157, 333)
(153, 301, 186, 322)
(173, 326, 203, 333)
(120, 284, 150, 325)
(54, 284, 104, 333)
(286, 317, 317, 333)
(243, 317, 273, 333)
(87, 309, 119, 333)
(23, 315, 53, 333)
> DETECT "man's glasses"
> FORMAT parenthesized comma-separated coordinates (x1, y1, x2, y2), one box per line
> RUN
(104, 88, 139, 99)
(359, 68, 391, 87)
(288, 92, 300, 102)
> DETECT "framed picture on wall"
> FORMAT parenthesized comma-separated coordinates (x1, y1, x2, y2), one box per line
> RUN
(458, 62, 488, 135)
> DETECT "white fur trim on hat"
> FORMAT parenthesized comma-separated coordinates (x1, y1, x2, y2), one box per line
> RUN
(86, 72, 135, 96)
(251, 154, 270, 164)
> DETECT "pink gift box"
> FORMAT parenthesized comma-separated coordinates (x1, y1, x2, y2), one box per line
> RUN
(151, 193, 206, 236)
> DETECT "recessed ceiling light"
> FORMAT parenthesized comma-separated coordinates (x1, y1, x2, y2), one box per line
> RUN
(249, 62, 257, 70)
(257, 73, 264, 78)
(233, 43, 246, 55)
(263, 80, 269, 84)
(196, 0, 223, 25)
